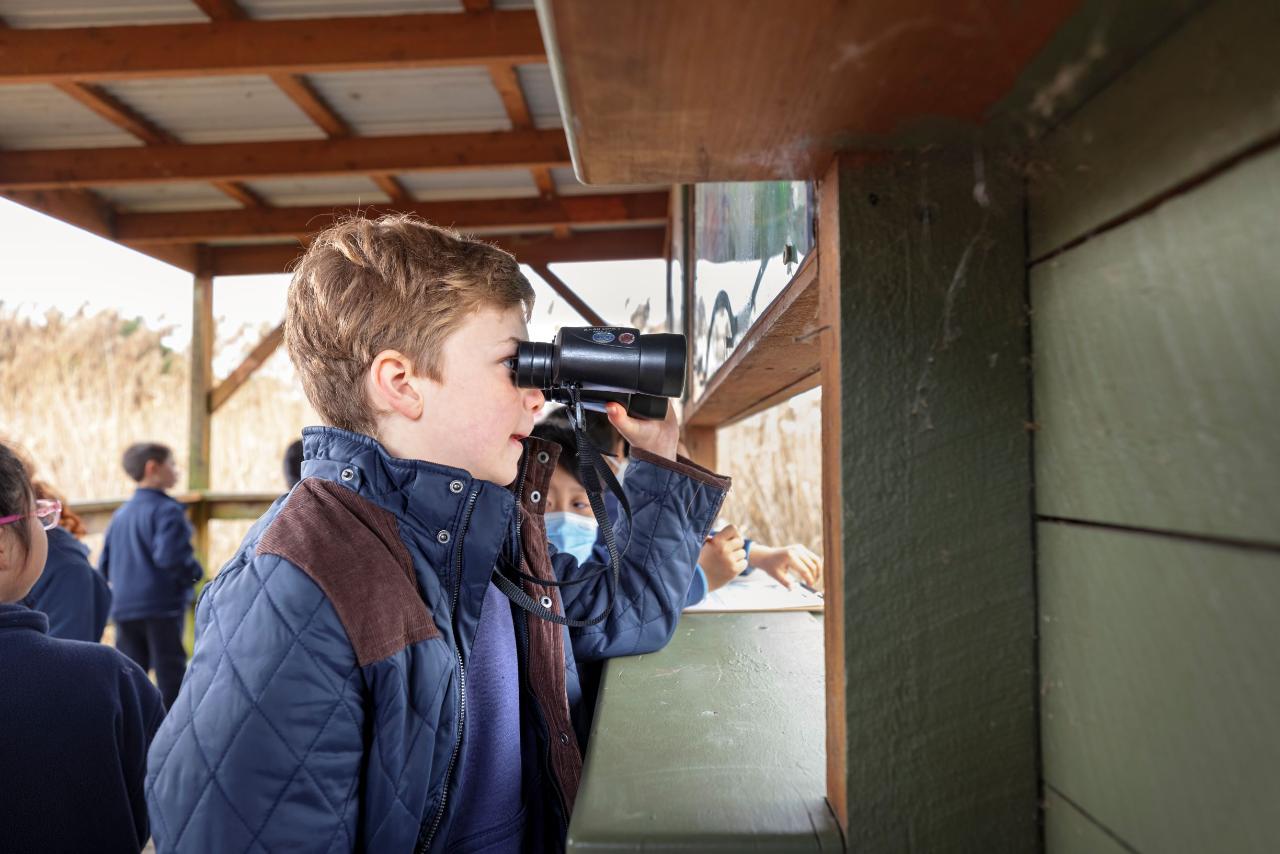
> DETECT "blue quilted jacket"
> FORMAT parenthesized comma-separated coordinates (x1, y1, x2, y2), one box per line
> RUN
(146, 427, 729, 853)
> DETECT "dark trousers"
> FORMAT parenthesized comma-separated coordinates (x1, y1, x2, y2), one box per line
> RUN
(116, 615, 186, 709)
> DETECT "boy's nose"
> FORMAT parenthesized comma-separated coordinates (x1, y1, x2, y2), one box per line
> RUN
(526, 387, 546, 413)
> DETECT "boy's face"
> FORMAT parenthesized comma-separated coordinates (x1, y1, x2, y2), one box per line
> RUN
(144, 455, 180, 490)
(546, 465, 593, 518)
(408, 305, 545, 485)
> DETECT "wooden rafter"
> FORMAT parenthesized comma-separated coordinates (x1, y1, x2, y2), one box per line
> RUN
(192, 0, 414, 205)
(209, 322, 285, 413)
(0, 12, 544, 84)
(50, 79, 260, 207)
(116, 192, 669, 244)
(530, 262, 607, 327)
(0, 129, 570, 189)
(205, 227, 667, 276)
(487, 60, 563, 222)
(463, 0, 494, 11)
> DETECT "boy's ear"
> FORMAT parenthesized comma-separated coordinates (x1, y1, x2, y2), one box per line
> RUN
(368, 349, 425, 421)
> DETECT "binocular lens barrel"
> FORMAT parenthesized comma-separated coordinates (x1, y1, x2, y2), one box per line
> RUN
(513, 328, 686, 399)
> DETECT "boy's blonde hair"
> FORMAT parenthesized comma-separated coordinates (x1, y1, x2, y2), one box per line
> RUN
(286, 214, 535, 436)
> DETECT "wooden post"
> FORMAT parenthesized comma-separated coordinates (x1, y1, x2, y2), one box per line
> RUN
(188, 257, 214, 573)
(824, 148, 1038, 850)
(817, 157, 848, 833)
(681, 426, 717, 472)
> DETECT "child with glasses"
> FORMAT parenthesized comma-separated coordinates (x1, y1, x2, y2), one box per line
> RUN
(10, 451, 114, 642)
(100, 442, 204, 709)
(0, 440, 165, 853)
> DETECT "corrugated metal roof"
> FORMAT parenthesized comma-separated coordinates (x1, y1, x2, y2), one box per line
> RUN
(305, 68, 511, 136)
(95, 182, 242, 213)
(516, 65, 562, 129)
(0, 0, 205, 28)
(0, 84, 144, 150)
(236, 0, 463, 18)
(398, 169, 538, 201)
(100, 76, 326, 144)
(494, 0, 535, 9)
(241, 175, 389, 206)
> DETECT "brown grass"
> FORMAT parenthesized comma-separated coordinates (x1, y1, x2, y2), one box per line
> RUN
(2, 307, 822, 575)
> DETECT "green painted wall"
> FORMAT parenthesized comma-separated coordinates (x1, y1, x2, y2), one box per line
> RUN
(830, 146, 1038, 851)
(1030, 1, 1280, 850)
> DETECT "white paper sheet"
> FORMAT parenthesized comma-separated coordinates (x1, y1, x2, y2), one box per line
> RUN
(683, 569, 824, 613)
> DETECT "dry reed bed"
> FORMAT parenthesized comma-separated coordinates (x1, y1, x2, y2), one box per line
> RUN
(2, 309, 822, 575)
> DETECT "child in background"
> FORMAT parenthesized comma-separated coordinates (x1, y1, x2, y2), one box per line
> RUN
(24, 471, 112, 642)
(536, 408, 822, 601)
(0, 441, 164, 853)
(100, 442, 203, 709)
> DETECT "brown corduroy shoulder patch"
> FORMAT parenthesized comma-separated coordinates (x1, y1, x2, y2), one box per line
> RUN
(258, 478, 440, 666)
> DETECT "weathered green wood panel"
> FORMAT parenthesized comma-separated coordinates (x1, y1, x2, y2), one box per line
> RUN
(832, 149, 1037, 851)
(1043, 789, 1134, 854)
(567, 612, 840, 852)
(1039, 523, 1280, 853)
(1028, 0, 1280, 258)
(1032, 145, 1280, 544)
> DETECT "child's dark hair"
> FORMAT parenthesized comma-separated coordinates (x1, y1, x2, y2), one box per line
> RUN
(539, 407, 626, 458)
(0, 442, 35, 553)
(531, 420, 583, 486)
(283, 439, 304, 489)
(122, 442, 173, 483)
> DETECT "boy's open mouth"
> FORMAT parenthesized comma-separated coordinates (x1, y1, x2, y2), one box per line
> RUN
(510, 433, 527, 445)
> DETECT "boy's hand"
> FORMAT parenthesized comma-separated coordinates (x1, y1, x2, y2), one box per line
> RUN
(605, 401, 679, 461)
(750, 543, 822, 590)
(700, 525, 748, 592)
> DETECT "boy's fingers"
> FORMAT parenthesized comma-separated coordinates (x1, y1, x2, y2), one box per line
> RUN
(730, 548, 746, 562)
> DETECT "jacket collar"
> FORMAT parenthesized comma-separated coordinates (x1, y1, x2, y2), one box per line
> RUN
(299, 427, 518, 629)
(0, 601, 48, 634)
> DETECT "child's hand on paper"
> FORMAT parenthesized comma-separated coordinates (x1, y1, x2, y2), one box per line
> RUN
(749, 543, 822, 590)
(699, 525, 748, 591)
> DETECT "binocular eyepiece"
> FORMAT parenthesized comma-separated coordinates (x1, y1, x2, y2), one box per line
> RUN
(510, 327, 686, 419)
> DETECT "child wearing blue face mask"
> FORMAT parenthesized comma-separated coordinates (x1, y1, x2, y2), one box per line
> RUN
(534, 412, 823, 601)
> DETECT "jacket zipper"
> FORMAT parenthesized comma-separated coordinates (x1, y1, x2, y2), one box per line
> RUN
(516, 607, 569, 823)
(417, 488, 480, 854)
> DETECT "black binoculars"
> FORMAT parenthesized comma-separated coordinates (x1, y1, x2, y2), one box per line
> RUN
(510, 327, 686, 419)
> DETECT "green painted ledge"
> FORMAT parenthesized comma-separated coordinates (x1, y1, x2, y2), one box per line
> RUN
(568, 612, 841, 852)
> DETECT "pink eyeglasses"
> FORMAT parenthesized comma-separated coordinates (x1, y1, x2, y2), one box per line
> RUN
(0, 498, 62, 531)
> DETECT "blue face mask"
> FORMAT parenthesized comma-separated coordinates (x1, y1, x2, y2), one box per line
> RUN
(545, 512, 600, 564)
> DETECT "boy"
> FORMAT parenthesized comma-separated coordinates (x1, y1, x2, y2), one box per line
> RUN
(0, 441, 165, 853)
(100, 442, 204, 708)
(146, 215, 730, 853)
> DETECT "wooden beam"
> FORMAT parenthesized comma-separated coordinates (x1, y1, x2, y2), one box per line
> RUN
(209, 322, 284, 413)
(684, 253, 821, 428)
(463, 0, 493, 11)
(532, 167, 556, 199)
(490, 63, 533, 130)
(117, 191, 669, 244)
(267, 72, 351, 136)
(0, 129, 571, 189)
(189, 258, 214, 569)
(531, 262, 607, 326)
(0, 11, 545, 83)
(816, 156, 847, 835)
(206, 227, 667, 276)
(51, 79, 259, 207)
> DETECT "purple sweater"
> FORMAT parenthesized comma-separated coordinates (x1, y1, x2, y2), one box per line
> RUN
(445, 582, 525, 852)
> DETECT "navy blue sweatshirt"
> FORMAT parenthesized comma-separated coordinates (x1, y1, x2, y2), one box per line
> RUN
(0, 602, 165, 853)
(24, 526, 112, 642)
(100, 488, 203, 622)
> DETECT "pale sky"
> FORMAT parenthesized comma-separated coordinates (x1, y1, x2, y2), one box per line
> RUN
(0, 197, 671, 377)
